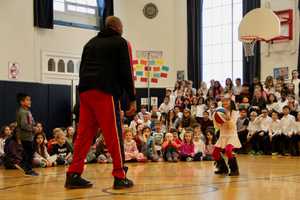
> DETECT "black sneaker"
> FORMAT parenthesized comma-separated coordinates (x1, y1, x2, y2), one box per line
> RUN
(14, 164, 39, 176)
(65, 173, 93, 189)
(25, 170, 39, 176)
(113, 177, 134, 189)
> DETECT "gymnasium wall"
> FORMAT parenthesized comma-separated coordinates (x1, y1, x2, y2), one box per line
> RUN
(260, 0, 300, 80)
(114, 0, 187, 89)
(0, 0, 187, 88)
(0, 0, 97, 83)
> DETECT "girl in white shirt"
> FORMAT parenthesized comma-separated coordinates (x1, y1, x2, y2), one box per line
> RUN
(266, 93, 280, 113)
(291, 70, 300, 101)
(212, 95, 241, 176)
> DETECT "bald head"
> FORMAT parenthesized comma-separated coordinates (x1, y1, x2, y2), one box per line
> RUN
(105, 16, 123, 35)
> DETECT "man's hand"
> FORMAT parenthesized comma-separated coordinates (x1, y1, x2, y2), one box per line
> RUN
(126, 101, 137, 116)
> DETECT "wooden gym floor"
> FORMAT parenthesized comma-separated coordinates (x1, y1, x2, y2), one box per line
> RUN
(1, 155, 300, 200)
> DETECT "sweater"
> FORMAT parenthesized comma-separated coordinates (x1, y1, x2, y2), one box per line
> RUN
(16, 107, 35, 141)
(180, 143, 194, 156)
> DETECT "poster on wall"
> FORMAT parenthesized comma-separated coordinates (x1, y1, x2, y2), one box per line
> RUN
(8, 62, 20, 80)
(177, 70, 185, 81)
(151, 97, 158, 106)
(132, 50, 170, 84)
(141, 98, 148, 106)
(273, 66, 289, 80)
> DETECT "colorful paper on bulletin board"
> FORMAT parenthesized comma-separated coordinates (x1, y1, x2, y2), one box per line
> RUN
(162, 66, 169, 72)
(149, 60, 156, 65)
(151, 78, 158, 83)
(136, 71, 144, 76)
(153, 66, 161, 72)
(140, 77, 148, 82)
(140, 59, 148, 65)
(156, 59, 164, 65)
(161, 73, 168, 78)
(135, 64, 144, 71)
(153, 73, 161, 78)
(144, 66, 151, 71)
(132, 60, 138, 65)
(144, 71, 153, 77)
(134, 76, 137, 81)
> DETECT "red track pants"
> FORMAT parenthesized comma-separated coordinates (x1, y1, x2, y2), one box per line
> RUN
(68, 89, 126, 179)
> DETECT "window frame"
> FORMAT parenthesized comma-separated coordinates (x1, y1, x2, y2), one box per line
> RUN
(53, 0, 104, 30)
(202, 0, 243, 86)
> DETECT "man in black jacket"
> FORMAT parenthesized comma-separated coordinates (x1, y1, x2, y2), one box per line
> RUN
(65, 16, 136, 189)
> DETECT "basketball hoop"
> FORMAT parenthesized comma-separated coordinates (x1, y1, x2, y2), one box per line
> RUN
(240, 36, 263, 58)
(238, 8, 281, 59)
(243, 40, 256, 57)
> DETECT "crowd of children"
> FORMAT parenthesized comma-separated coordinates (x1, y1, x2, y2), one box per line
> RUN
(1, 71, 300, 176)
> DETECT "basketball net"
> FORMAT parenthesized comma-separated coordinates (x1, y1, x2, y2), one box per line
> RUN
(240, 37, 260, 61)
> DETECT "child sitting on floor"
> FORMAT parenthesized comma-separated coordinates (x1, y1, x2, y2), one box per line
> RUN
(162, 133, 179, 162)
(179, 128, 195, 161)
(124, 128, 146, 162)
(95, 133, 112, 163)
(0, 126, 11, 165)
(193, 128, 205, 161)
(203, 129, 216, 161)
(143, 127, 159, 162)
(50, 130, 72, 165)
(33, 133, 56, 167)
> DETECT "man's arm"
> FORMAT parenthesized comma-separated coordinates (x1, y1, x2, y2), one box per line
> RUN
(119, 40, 136, 102)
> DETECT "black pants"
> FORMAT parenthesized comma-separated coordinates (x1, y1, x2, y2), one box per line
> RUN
(21, 140, 34, 170)
(238, 130, 248, 154)
(251, 131, 271, 154)
(193, 152, 203, 161)
(290, 135, 300, 156)
(272, 134, 290, 154)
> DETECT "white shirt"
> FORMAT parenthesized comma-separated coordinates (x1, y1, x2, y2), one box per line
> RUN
(159, 102, 173, 114)
(292, 79, 300, 100)
(247, 120, 259, 134)
(233, 85, 242, 95)
(129, 119, 143, 134)
(256, 116, 272, 132)
(267, 102, 280, 113)
(194, 140, 205, 154)
(191, 104, 206, 118)
(280, 114, 295, 135)
(293, 121, 300, 134)
(269, 119, 281, 135)
(277, 100, 288, 113)
(0, 138, 5, 156)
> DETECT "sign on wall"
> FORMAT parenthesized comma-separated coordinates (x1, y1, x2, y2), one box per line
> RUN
(151, 97, 158, 106)
(133, 50, 170, 84)
(273, 66, 289, 80)
(8, 62, 20, 80)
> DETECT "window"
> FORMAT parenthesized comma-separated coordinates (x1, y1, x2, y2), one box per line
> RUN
(58, 60, 66, 72)
(48, 59, 56, 72)
(54, 0, 105, 30)
(67, 60, 75, 73)
(202, 0, 243, 85)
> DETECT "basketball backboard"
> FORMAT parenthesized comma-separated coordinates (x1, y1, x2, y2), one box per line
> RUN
(239, 8, 281, 43)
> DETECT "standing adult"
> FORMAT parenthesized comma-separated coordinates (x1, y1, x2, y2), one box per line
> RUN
(65, 16, 136, 189)
(291, 70, 300, 100)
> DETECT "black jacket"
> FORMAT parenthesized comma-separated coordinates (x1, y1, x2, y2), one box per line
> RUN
(78, 28, 136, 101)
